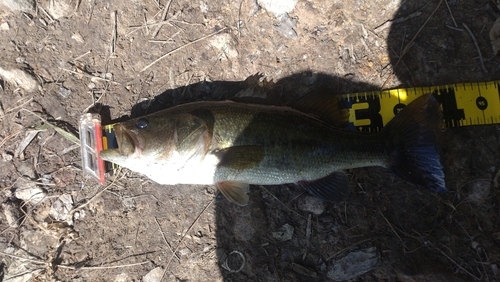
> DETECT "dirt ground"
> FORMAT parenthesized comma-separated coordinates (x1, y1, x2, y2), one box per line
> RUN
(0, 0, 499, 281)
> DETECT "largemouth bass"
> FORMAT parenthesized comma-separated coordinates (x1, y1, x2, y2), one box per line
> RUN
(100, 93, 445, 206)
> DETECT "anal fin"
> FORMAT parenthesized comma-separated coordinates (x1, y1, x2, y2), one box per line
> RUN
(298, 171, 350, 202)
(216, 181, 250, 206)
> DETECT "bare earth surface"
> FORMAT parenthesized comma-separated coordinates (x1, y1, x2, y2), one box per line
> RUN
(0, 0, 500, 281)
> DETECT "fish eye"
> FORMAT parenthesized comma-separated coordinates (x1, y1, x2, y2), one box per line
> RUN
(136, 118, 149, 129)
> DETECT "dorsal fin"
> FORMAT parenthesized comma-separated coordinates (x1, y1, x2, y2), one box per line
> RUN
(231, 73, 281, 105)
(288, 88, 349, 128)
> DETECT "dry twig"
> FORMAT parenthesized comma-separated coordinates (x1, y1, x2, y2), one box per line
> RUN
(260, 186, 307, 220)
(140, 27, 229, 72)
(425, 240, 482, 280)
(379, 211, 408, 252)
(161, 196, 215, 280)
(462, 23, 488, 73)
(110, 11, 118, 59)
(0, 250, 149, 271)
(152, 0, 173, 38)
(59, 67, 121, 85)
(155, 217, 181, 262)
(444, 0, 457, 27)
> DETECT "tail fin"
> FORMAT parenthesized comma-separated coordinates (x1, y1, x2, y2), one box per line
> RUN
(383, 94, 446, 192)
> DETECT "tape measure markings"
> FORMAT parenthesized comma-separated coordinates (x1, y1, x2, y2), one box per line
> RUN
(342, 80, 500, 132)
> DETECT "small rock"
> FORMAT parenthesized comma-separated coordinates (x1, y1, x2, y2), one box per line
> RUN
(467, 180, 490, 205)
(471, 241, 480, 251)
(0, 66, 39, 92)
(272, 223, 294, 241)
(273, 14, 298, 38)
(327, 247, 379, 281)
(40, 174, 52, 185)
(58, 87, 71, 98)
(209, 33, 238, 59)
(114, 273, 129, 282)
(257, 0, 298, 17)
(178, 248, 190, 256)
(2, 202, 22, 227)
(71, 32, 84, 43)
(49, 194, 73, 222)
(0, 22, 10, 30)
(73, 210, 85, 221)
(14, 130, 39, 159)
(199, 1, 209, 13)
(41, 0, 75, 19)
(297, 196, 325, 215)
(1, 0, 35, 13)
(15, 160, 37, 178)
(14, 179, 47, 203)
(1, 151, 13, 162)
(491, 264, 498, 276)
(143, 267, 163, 282)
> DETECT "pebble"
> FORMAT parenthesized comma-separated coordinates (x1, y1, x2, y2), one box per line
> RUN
(14, 179, 47, 203)
(273, 14, 298, 38)
(2, 0, 35, 12)
(327, 247, 379, 281)
(1, 22, 10, 31)
(58, 87, 71, 98)
(467, 180, 491, 205)
(49, 194, 73, 222)
(42, 0, 75, 19)
(114, 273, 129, 282)
(0, 66, 40, 92)
(209, 33, 238, 59)
(297, 195, 325, 215)
(2, 202, 22, 227)
(491, 264, 498, 276)
(142, 267, 163, 282)
(257, 0, 298, 17)
(272, 223, 294, 241)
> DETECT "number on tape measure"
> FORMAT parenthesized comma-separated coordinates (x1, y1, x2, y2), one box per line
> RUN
(341, 81, 500, 132)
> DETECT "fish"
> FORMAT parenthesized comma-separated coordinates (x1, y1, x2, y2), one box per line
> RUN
(99, 93, 445, 206)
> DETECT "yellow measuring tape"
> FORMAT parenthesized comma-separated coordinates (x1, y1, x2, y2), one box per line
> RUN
(340, 80, 500, 132)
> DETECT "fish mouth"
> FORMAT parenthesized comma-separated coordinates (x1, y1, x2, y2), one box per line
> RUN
(113, 124, 142, 156)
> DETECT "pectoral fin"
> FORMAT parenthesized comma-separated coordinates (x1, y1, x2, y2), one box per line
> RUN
(214, 145, 264, 170)
(216, 181, 250, 206)
(298, 171, 350, 202)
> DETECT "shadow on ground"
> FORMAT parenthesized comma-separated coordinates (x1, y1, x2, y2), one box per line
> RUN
(109, 0, 500, 280)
